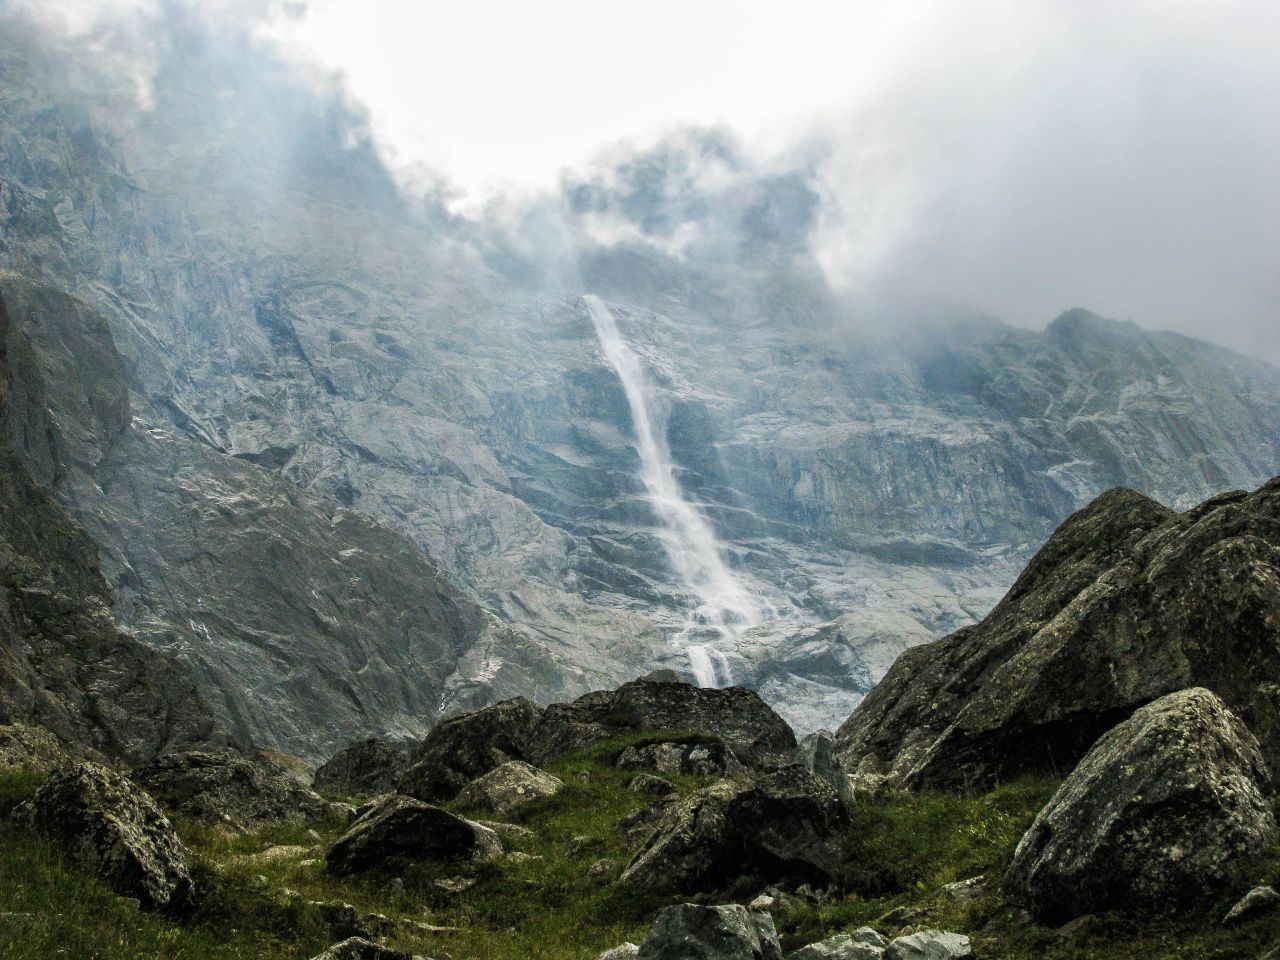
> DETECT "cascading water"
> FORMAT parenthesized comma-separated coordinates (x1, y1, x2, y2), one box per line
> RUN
(583, 294, 767, 686)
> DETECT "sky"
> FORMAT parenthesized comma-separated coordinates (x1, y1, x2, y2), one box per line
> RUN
(11, 0, 1280, 359)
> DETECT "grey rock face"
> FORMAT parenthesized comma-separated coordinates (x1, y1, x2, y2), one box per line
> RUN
(638, 903, 783, 960)
(837, 477, 1280, 788)
(399, 697, 545, 802)
(788, 928, 888, 960)
(307, 938, 417, 960)
(1224, 886, 1280, 927)
(11, 761, 192, 911)
(617, 739, 745, 777)
(621, 767, 847, 894)
(314, 738, 409, 800)
(534, 680, 796, 769)
(131, 750, 331, 831)
(454, 760, 562, 818)
(884, 931, 971, 960)
(1004, 688, 1276, 922)
(325, 794, 502, 876)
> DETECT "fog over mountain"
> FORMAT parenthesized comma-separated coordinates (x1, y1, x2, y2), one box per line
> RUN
(1, 0, 1278, 756)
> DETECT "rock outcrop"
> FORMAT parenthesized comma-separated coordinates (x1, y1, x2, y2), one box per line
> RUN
(455, 760, 563, 818)
(621, 767, 847, 893)
(314, 737, 409, 799)
(325, 794, 502, 876)
(1004, 688, 1276, 922)
(11, 761, 192, 912)
(637, 903, 783, 960)
(399, 697, 544, 802)
(131, 750, 332, 831)
(837, 478, 1280, 788)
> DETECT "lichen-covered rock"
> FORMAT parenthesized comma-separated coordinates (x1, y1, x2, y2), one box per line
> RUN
(11, 761, 192, 911)
(307, 937, 417, 960)
(314, 737, 409, 799)
(325, 793, 501, 875)
(455, 760, 562, 818)
(621, 766, 847, 894)
(533, 681, 796, 770)
(629, 773, 676, 796)
(597, 944, 640, 960)
(788, 927, 888, 960)
(1004, 688, 1276, 922)
(638, 903, 783, 960)
(836, 479, 1280, 790)
(131, 750, 331, 831)
(617, 739, 745, 777)
(884, 930, 971, 960)
(398, 697, 544, 802)
(0, 722, 69, 773)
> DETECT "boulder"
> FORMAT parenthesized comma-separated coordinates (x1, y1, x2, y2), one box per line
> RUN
(454, 760, 562, 818)
(131, 750, 331, 831)
(398, 697, 544, 802)
(0, 722, 69, 773)
(788, 928, 888, 960)
(325, 793, 501, 875)
(1004, 688, 1276, 922)
(884, 931, 971, 960)
(11, 761, 192, 911)
(534, 681, 796, 769)
(638, 903, 783, 960)
(307, 938, 417, 960)
(837, 480, 1280, 789)
(616, 739, 745, 777)
(1225, 885, 1280, 927)
(621, 766, 848, 894)
(314, 737, 408, 799)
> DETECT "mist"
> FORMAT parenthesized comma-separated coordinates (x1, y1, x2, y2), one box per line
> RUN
(5, 0, 1279, 361)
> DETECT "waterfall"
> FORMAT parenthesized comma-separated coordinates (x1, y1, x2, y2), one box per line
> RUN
(583, 294, 765, 686)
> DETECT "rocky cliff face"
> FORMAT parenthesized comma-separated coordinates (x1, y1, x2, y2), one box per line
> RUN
(2, 13, 1278, 752)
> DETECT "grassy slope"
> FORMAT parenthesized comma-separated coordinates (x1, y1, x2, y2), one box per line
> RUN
(2, 736, 1280, 960)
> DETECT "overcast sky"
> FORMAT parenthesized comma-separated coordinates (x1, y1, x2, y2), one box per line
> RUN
(16, 0, 1280, 359)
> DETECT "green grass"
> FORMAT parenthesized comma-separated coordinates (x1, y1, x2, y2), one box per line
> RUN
(3, 744, 1280, 960)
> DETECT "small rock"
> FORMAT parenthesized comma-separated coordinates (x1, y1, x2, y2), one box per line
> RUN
(876, 906, 923, 928)
(311, 901, 366, 940)
(884, 930, 971, 960)
(479, 820, 534, 841)
(748, 895, 776, 912)
(588, 857, 619, 884)
(598, 943, 640, 960)
(638, 903, 783, 960)
(433, 876, 476, 894)
(939, 875, 986, 904)
(1225, 886, 1280, 927)
(505, 850, 541, 864)
(788, 927, 889, 960)
(1055, 915, 1098, 940)
(629, 773, 677, 796)
(307, 937, 415, 960)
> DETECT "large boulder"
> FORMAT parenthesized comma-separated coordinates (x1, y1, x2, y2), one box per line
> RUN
(533, 680, 797, 769)
(638, 903, 783, 960)
(325, 793, 501, 876)
(455, 760, 562, 818)
(616, 738, 745, 777)
(131, 750, 331, 831)
(837, 479, 1280, 789)
(1004, 688, 1276, 922)
(398, 697, 544, 802)
(11, 761, 192, 911)
(314, 737, 409, 799)
(621, 766, 847, 894)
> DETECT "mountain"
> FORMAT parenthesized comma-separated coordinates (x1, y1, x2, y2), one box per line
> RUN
(1, 11, 1278, 755)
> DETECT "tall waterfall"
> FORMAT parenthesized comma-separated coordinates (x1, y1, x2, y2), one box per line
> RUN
(583, 295, 765, 686)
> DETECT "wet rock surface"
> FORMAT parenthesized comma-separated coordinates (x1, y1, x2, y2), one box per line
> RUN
(837, 478, 1280, 789)
(10, 761, 192, 912)
(314, 737, 409, 799)
(1004, 688, 1276, 923)
(131, 749, 332, 831)
(326, 794, 502, 876)
(621, 766, 847, 894)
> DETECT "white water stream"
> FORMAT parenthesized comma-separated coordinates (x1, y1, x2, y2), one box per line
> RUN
(583, 294, 767, 685)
